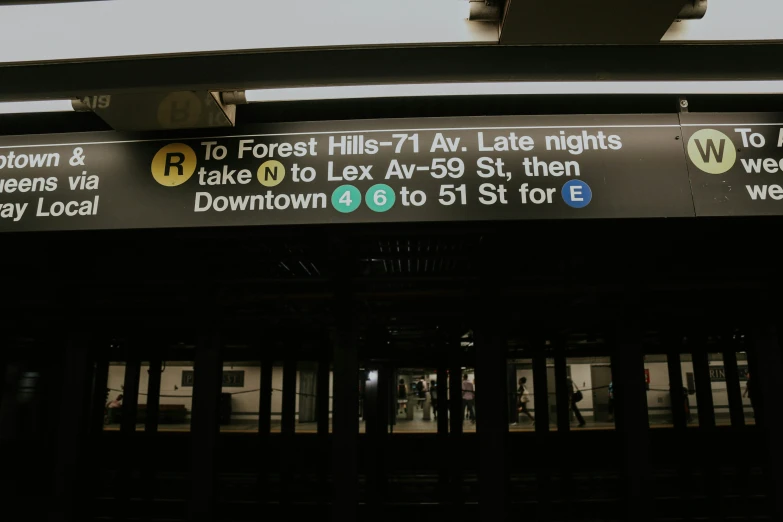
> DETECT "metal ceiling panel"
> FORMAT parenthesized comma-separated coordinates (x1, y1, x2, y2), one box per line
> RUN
(2, 44, 783, 104)
(500, 0, 688, 44)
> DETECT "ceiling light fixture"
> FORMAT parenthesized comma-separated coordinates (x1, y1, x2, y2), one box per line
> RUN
(242, 80, 783, 103)
(0, 99, 75, 114)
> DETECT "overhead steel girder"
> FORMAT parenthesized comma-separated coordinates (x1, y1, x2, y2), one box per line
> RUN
(499, 0, 691, 44)
(1, 43, 783, 103)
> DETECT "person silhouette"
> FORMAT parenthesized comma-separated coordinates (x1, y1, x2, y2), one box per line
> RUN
(462, 374, 476, 424)
(517, 377, 534, 424)
(567, 378, 586, 427)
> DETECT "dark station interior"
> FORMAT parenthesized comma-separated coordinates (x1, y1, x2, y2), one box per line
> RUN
(2, 39, 783, 522)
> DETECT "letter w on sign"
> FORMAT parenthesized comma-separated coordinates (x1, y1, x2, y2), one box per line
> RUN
(695, 138, 726, 163)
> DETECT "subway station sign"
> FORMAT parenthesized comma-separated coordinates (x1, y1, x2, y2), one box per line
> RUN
(681, 113, 783, 216)
(0, 112, 778, 232)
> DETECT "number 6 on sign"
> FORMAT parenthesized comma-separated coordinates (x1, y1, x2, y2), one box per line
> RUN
(331, 185, 361, 213)
(365, 184, 396, 212)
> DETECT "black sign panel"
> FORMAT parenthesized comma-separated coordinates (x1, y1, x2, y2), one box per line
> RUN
(681, 112, 783, 216)
(181, 370, 245, 388)
(708, 366, 749, 382)
(0, 114, 693, 232)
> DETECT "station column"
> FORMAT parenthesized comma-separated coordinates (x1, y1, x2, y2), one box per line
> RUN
(613, 319, 651, 522)
(330, 239, 359, 521)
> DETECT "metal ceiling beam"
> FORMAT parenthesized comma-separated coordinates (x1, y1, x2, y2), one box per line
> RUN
(499, 0, 689, 44)
(1, 43, 783, 102)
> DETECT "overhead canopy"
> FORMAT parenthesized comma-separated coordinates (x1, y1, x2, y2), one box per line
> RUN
(500, 0, 690, 44)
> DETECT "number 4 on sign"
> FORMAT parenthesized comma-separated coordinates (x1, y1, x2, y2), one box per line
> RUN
(332, 184, 361, 213)
(430, 133, 461, 152)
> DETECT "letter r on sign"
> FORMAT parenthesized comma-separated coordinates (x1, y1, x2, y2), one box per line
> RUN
(164, 152, 186, 176)
(151, 143, 197, 187)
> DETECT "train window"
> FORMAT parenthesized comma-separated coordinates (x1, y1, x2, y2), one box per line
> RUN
(220, 360, 260, 432)
(270, 362, 284, 433)
(296, 362, 315, 433)
(566, 356, 614, 430)
(707, 353, 730, 426)
(103, 362, 126, 431)
(508, 358, 535, 431)
(393, 368, 438, 433)
(135, 362, 150, 431)
(326, 363, 334, 433)
(644, 354, 672, 428)
(737, 351, 755, 424)
(461, 368, 476, 432)
(679, 354, 699, 427)
(359, 370, 366, 434)
(295, 361, 333, 433)
(156, 361, 194, 432)
(547, 357, 558, 430)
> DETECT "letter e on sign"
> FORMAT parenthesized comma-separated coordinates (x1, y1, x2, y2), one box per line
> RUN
(151, 143, 197, 186)
(561, 179, 592, 208)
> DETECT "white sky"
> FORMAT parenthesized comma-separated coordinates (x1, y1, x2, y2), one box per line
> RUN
(0, 0, 779, 64)
(0, 0, 496, 63)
